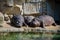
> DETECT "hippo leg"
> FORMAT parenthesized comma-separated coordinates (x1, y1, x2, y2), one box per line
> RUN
(42, 22, 45, 28)
(52, 23, 57, 26)
(23, 22, 28, 28)
(40, 21, 45, 28)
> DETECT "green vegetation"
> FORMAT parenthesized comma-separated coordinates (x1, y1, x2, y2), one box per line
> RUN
(0, 32, 60, 40)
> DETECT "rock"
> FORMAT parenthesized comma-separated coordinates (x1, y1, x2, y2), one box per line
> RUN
(0, 12, 4, 27)
(4, 14, 9, 21)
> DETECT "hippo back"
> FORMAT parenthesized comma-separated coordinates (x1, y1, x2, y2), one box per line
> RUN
(38, 15, 55, 26)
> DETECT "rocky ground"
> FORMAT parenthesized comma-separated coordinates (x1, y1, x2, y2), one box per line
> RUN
(2, 21, 60, 30)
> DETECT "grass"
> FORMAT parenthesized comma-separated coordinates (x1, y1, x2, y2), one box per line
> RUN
(0, 32, 60, 40)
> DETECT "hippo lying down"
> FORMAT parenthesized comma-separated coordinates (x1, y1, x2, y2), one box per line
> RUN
(30, 15, 56, 28)
(11, 15, 28, 27)
(11, 15, 56, 28)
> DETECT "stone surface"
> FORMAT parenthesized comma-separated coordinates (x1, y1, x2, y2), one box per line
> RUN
(0, 12, 4, 27)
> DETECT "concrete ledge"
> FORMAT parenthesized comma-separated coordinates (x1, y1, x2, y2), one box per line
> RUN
(0, 26, 59, 33)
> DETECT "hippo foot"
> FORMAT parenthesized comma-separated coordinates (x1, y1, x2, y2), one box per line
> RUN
(40, 25, 45, 28)
(26, 25, 29, 28)
(40, 22, 45, 28)
(52, 23, 57, 26)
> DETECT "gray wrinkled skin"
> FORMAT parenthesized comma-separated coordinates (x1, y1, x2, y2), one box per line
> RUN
(38, 15, 56, 27)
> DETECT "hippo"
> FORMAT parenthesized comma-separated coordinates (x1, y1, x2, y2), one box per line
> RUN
(11, 14, 27, 27)
(24, 16, 35, 26)
(37, 15, 57, 28)
(29, 15, 56, 28)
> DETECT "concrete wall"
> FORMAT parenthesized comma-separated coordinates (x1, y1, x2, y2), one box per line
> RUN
(47, 0, 60, 24)
(54, 1, 60, 24)
(47, 0, 55, 17)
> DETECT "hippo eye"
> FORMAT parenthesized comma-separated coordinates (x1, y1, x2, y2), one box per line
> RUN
(16, 21, 20, 23)
(16, 21, 19, 23)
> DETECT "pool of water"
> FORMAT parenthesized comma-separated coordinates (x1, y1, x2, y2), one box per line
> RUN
(0, 32, 60, 40)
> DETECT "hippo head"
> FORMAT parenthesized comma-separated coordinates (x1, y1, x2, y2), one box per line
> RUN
(12, 15, 24, 27)
(14, 19, 23, 27)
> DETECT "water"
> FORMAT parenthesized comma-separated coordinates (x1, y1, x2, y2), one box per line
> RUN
(0, 32, 60, 40)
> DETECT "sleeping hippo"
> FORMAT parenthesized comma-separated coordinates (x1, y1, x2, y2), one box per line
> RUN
(30, 15, 56, 28)
(37, 15, 57, 28)
(11, 15, 27, 27)
(24, 16, 35, 26)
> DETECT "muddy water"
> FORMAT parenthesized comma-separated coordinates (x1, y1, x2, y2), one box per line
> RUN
(0, 32, 60, 40)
